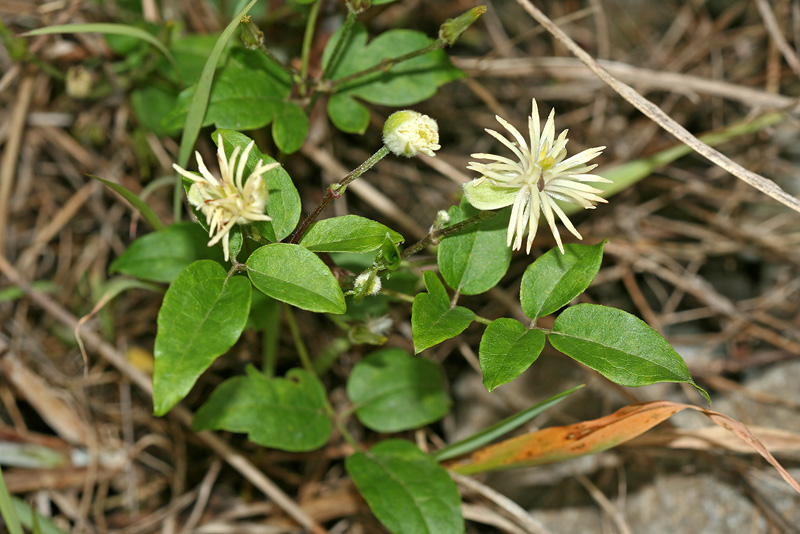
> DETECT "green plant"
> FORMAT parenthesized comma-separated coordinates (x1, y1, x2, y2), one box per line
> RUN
(20, 1, 800, 532)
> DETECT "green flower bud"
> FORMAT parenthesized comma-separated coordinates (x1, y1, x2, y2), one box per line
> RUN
(439, 5, 487, 46)
(239, 15, 264, 50)
(383, 110, 440, 158)
(346, 0, 371, 14)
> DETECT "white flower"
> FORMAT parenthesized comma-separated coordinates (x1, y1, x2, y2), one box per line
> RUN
(383, 110, 441, 157)
(463, 99, 609, 254)
(172, 134, 278, 261)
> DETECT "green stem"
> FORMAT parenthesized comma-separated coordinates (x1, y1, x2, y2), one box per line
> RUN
(380, 288, 492, 324)
(284, 304, 314, 374)
(399, 211, 497, 261)
(258, 42, 301, 80)
(290, 145, 390, 243)
(299, 0, 321, 95)
(324, 39, 444, 92)
(321, 9, 357, 81)
(284, 304, 361, 450)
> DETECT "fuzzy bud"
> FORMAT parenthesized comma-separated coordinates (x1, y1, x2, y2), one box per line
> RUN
(354, 271, 382, 296)
(383, 110, 440, 158)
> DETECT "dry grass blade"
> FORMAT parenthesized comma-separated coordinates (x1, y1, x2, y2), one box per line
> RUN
(515, 0, 800, 215)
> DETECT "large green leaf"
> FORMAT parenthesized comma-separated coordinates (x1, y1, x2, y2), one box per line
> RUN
(438, 203, 511, 295)
(162, 63, 287, 132)
(153, 260, 251, 415)
(322, 22, 463, 134)
(346, 440, 464, 534)
(479, 318, 546, 392)
(299, 215, 404, 253)
(213, 130, 301, 242)
(193, 367, 331, 451)
(347, 348, 450, 432)
(246, 244, 346, 314)
(411, 271, 474, 353)
(109, 222, 224, 283)
(549, 304, 710, 403)
(520, 241, 605, 319)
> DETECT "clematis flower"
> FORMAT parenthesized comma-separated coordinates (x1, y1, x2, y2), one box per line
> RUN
(463, 99, 609, 254)
(172, 134, 278, 261)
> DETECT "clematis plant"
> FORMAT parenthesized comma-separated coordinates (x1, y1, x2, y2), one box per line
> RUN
(100, 4, 715, 533)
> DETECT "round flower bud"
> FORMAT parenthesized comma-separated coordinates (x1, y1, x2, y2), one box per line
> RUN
(382, 110, 440, 158)
(354, 271, 382, 296)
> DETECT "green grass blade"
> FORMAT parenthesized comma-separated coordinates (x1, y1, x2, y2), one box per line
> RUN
(87, 174, 165, 231)
(433, 384, 584, 462)
(11, 497, 68, 534)
(563, 110, 788, 215)
(23, 23, 180, 79)
(0, 466, 24, 534)
(173, 0, 258, 220)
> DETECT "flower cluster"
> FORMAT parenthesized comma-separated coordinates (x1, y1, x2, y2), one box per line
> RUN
(173, 134, 278, 261)
(463, 99, 609, 254)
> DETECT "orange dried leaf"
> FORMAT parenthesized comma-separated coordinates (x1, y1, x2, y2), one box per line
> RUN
(446, 400, 800, 495)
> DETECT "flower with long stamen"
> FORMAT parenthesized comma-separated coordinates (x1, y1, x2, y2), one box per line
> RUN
(463, 99, 609, 254)
(172, 134, 278, 261)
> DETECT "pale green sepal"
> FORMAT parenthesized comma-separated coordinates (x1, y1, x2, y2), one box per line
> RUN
(463, 181, 518, 211)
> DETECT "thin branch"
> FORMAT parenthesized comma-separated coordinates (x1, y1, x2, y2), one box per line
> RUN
(515, 0, 800, 215)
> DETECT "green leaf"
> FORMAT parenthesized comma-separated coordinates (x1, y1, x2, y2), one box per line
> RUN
(153, 260, 251, 415)
(327, 93, 370, 134)
(381, 232, 402, 271)
(213, 130, 301, 241)
(193, 367, 331, 451)
(411, 271, 474, 353)
(520, 241, 606, 319)
(479, 319, 546, 392)
(323, 23, 463, 107)
(438, 204, 511, 295)
(346, 440, 464, 534)
(130, 85, 177, 135)
(87, 174, 164, 231)
(163, 34, 227, 85)
(347, 348, 450, 432)
(299, 215, 404, 253)
(272, 102, 309, 154)
(110, 222, 224, 283)
(432, 385, 584, 462)
(247, 244, 346, 314)
(22, 23, 180, 79)
(162, 63, 287, 132)
(549, 304, 710, 403)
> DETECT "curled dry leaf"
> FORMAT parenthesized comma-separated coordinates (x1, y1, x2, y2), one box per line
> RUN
(445, 400, 800, 495)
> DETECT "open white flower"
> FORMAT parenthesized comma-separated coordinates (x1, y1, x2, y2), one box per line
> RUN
(463, 99, 609, 254)
(173, 134, 278, 261)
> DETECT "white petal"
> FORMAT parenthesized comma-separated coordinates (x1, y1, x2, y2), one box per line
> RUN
(485, 128, 527, 165)
(496, 115, 529, 152)
(237, 141, 256, 191)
